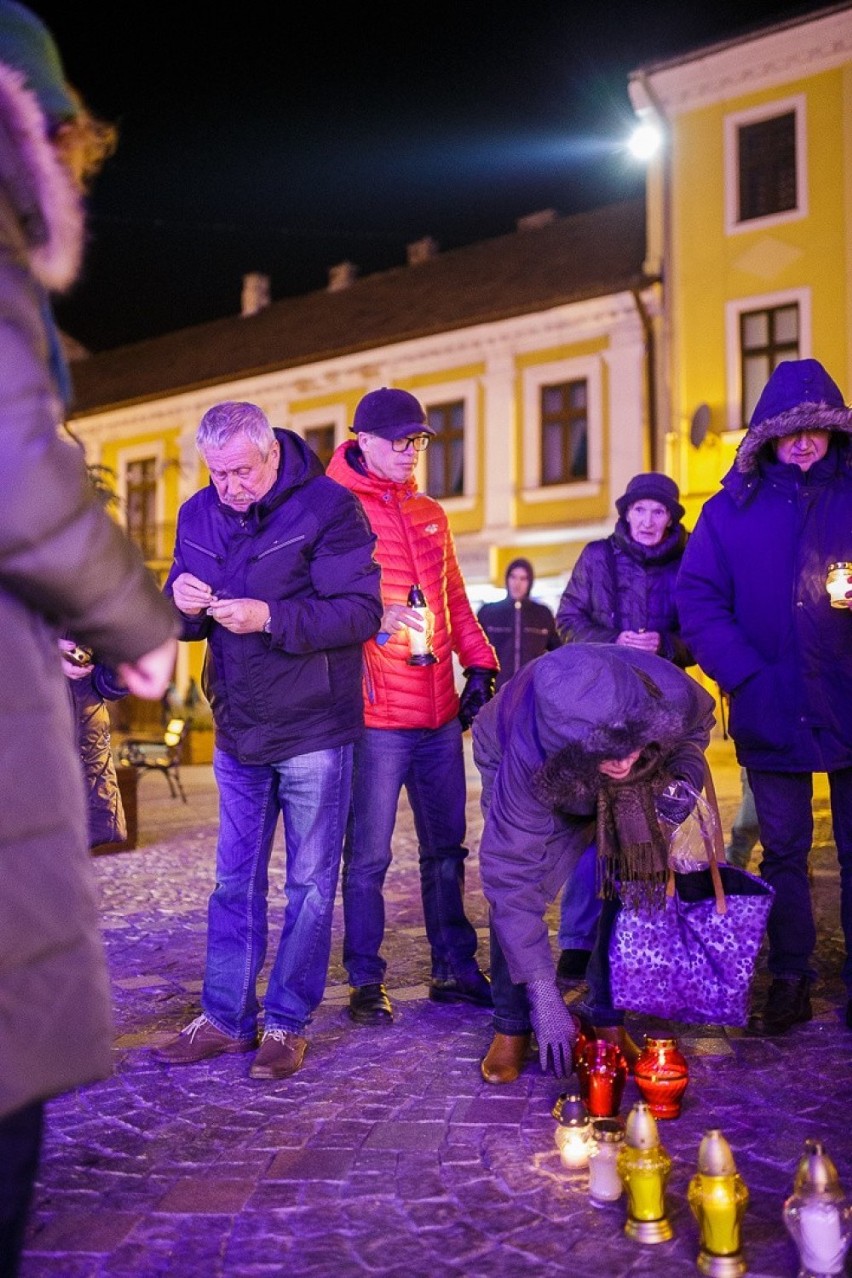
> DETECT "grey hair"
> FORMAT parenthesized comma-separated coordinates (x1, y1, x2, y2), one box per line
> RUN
(196, 402, 275, 457)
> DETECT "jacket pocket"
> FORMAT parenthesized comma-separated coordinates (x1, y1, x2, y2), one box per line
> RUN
(183, 538, 223, 563)
(250, 535, 306, 563)
(729, 667, 788, 752)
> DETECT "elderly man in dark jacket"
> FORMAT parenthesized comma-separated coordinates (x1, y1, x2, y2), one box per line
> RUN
(677, 358, 852, 1036)
(472, 644, 714, 1084)
(477, 558, 560, 691)
(157, 401, 382, 1080)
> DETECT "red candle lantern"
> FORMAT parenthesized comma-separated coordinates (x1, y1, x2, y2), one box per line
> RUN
(578, 1039, 627, 1118)
(634, 1036, 689, 1120)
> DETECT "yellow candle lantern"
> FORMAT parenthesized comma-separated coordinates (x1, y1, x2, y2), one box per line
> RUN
(616, 1101, 673, 1243)
(688, 1129, 749, 1277)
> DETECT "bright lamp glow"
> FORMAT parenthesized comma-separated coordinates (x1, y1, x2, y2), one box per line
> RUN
(628, 121, 663, 161)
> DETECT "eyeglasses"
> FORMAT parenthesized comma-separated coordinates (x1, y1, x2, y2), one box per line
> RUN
(391, 433, 431, 453)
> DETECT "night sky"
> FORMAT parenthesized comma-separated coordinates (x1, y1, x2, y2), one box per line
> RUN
(25, 0, 838, 352)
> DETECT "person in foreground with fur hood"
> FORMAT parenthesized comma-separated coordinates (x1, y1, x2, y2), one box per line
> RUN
(472, 644, 715, 1084)
(0, 4, 178, 1270)
(677, 358, 852, 1038)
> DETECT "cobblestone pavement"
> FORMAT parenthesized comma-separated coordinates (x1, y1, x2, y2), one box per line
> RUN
(20, 733, 852, 1278)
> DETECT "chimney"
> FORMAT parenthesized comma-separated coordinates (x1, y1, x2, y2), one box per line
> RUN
(241, 273, 270, 317)
(516, 209, 557, 233)
(328, 261, 359, 292)
(406, 236, 439, 266)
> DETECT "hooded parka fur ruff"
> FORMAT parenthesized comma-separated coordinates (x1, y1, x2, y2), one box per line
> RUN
(0, 64, 178, 1120)
(326, 440, 496, 729)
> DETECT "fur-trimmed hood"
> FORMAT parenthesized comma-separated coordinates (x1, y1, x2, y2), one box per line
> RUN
(526, 645, 709, 809)
(735, 358, 852, 475)
(0, 58, 84, 291)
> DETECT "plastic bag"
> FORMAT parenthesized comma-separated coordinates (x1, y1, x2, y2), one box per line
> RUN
(656, 780, 718, 873)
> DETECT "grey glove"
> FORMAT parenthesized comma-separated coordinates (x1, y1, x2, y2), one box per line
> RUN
(527, 979, 578, 1078)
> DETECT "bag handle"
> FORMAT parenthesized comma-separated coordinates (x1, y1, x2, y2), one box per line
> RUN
(666, 756, 728, 915)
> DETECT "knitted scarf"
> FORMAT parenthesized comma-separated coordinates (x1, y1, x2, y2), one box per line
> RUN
(596, 750, 670, 910)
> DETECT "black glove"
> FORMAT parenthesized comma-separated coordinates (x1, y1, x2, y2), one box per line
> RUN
(458, 666, 497, 730)
(656, 779, 698, 828)
(527, 979, 577, 1077)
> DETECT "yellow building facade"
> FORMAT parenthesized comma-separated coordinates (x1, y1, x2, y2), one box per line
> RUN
(630, 3, 852, 525)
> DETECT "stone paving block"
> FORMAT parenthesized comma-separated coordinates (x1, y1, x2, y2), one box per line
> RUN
(361, 1121, 446, 1151)
(26, 1209, 140, 1252)
(451, 1097, 529, 1125)
(154, 1178, 256, 1213)
(265, 1148, 355, 1180)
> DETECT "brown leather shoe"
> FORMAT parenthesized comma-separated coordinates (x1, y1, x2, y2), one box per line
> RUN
(153, 1015, 257, 1065)
(480, 1032, 531, 1084)
(592, 1025, 642, 1073)
(249, 1029, 308, 1080)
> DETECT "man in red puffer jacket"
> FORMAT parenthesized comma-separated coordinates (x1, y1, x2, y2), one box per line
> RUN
(327, 387, 499, 1026)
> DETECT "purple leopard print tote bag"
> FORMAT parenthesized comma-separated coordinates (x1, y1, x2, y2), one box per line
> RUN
(609, 762, 774, 1027)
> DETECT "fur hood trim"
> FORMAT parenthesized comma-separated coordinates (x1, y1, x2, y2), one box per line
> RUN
(736, 359, 852, 474)
(736, 403, 852, 473)
(0, 59, 83, 290)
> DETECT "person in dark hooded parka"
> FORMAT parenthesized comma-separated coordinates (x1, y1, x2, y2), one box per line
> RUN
(472, 643, 715, 1084)
(676, 358, 852, 1036)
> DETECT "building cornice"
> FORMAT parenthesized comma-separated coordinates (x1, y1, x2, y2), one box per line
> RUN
(629, 6, 852, 117)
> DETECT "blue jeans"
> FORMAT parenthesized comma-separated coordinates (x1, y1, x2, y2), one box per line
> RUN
(342, 720, 479, 985)
(203, 744, 352, 1039)
(726, 768, 760, 868)
(557, 842, 602, 950)
(749, 767, 852, 991)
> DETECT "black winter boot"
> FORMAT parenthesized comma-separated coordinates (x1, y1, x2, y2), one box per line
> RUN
(747, 976, 812, 1036)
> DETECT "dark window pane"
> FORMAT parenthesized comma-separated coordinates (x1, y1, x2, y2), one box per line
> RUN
(539, 379, 588, 485)
(305, 425, 335, 469)
(739, 303, 799, 426)
(425, 400, 465, 498)
(738, 112, 796, 222)
(126, 457, 158, 559)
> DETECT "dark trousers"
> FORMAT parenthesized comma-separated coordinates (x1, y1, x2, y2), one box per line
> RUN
(0, 1101, 44, 1278)
(749, 767, 852, 990)
(489, 897, 624, 1033)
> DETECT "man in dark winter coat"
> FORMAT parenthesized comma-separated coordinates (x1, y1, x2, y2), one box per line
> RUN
(156, 401, 382, 1080)
(473, 644, 714, 1084)
(477, 558, 560, 691)
(677, 358, 852, 1036)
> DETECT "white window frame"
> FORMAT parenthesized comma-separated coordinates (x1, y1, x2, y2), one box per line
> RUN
(521, 355, 603, 501)
(421, 378, 478, 512)
(287, 402, 349, 450)
(724, 287, 811, 432)
(724, 94, 807, 236)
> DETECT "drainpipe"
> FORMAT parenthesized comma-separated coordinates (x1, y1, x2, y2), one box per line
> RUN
(630, 285, 659, 471)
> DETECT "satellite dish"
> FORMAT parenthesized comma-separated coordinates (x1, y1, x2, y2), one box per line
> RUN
(690, 403, 712, 449)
